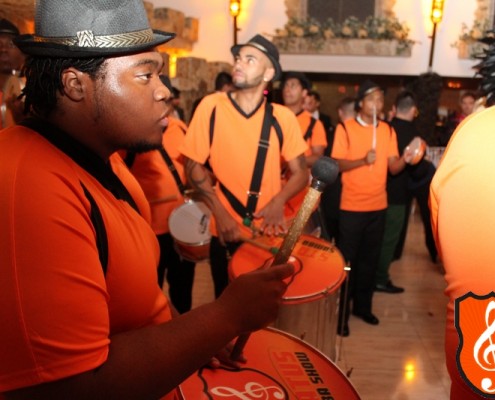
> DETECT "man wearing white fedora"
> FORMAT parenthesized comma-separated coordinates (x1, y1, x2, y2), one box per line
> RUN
(0, 0, 294, 398)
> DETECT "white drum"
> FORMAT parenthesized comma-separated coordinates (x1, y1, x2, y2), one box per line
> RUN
(169, 200, 211, 262)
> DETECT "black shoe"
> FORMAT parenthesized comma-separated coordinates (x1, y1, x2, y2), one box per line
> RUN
(352, 311, 379, 325)
(375, 280, 404, 294)
(337, 323, 350, 337)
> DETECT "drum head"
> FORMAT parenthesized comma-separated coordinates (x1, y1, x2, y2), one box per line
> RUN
(169, 201, 211, 245)
(179, 328, 360, 399)
(405, 136, 426, 165)
(229, 235, 346, 304)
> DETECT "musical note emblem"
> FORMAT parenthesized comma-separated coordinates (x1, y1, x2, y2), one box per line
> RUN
(455, 292, 495, 397)
(191, 366, 289, 400)
(210, 382, 286, 399)
(473, 300, 495, 393)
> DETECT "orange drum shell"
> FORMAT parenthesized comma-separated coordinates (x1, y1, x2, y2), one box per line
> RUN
(178, 327, 360, 400)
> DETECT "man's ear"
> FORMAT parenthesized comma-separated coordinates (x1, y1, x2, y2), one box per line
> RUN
(263, 66, 275, 83)
(60, 68, 86, 101)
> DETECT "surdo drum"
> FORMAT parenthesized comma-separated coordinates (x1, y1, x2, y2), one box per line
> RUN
(228, 235, 346, 360)
(178, 327, 360, 399)
(168, 200, 211, 262)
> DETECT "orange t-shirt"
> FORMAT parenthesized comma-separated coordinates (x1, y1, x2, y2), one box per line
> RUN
(0, 124, 172, 393)
(180, 92, 308, 236)
(430, 107, 495, 399)
(331, 118, 398, 211)
(128, 117, 188, 235)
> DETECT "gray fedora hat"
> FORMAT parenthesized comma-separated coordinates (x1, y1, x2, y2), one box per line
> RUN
(231, 34, 282, 81)
(14, 0, 175, 58)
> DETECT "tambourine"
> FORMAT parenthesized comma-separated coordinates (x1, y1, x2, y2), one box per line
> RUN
(404, 136, 426, 165)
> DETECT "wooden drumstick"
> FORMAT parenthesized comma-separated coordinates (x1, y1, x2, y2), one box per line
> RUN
(239, 236, 279, 255)
(230, 156, 340, 361)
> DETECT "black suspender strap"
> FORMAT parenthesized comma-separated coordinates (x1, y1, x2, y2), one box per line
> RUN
(304, 117, 317, 141)
(158, 147, 187, 195)
(19, 117, 143, 276)
(81, 183, 108, 275)
(219, 102, 275, 224)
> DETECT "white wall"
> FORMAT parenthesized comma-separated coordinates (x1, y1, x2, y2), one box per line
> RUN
(149, 0, 481, 77)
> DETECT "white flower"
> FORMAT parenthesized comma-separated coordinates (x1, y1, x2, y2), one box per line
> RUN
(309, 24, 319, 34)
(294, 27, 305, 37)
(323, 29, 335, 39)
(342, 26, 352, 36)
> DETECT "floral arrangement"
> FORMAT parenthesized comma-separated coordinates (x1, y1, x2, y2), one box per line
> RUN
(273, 15, 415, 53)
(453, 19, 491, 58)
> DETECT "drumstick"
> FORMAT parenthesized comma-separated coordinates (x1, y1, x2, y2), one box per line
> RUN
(370, 104, 377, 171)
(239, 236, 279, 255)
(230, 156, 340, 361)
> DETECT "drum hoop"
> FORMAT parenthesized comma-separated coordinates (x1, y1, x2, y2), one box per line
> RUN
(173, 237, 210, 247)
(281, 274, 346, 304)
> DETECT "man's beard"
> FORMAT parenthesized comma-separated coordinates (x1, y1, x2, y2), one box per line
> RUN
(126, 139, 163, 154)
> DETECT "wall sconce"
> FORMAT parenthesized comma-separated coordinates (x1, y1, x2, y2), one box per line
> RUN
(430, 0, 445, 24)
(229, 0, 241, 45)
(428, 0, 445, 70)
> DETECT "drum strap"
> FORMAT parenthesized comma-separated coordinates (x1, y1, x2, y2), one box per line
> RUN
(303, 116, 317, 141)
(158, 147, 187, 195)
(218, 102, 276, 224)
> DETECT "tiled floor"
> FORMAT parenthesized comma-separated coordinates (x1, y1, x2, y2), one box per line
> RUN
(186, 208, 450, 399)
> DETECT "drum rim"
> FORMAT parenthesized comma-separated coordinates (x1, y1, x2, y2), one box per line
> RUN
(172, 237, 211, 247)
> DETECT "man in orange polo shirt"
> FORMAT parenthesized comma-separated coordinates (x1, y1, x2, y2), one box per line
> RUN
(0, 1, 294, 398)
(280, 70, 327, 228)
(181, 35, 309, 298)
(331, 80, 412, 337)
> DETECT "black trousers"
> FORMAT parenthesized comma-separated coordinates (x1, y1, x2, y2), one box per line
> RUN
(209, 236, 242, 298)
(156, 233, 196, 314)
(337, 209, 386, 325)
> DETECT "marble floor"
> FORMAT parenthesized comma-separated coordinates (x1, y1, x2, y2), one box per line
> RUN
(185, 208, 450, 399)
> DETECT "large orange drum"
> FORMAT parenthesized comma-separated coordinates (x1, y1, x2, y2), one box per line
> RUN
(178, 327, 360, 399)
(228, 235, 346, 359)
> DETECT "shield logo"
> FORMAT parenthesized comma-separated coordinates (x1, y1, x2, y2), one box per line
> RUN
(455, 292, 495, 398)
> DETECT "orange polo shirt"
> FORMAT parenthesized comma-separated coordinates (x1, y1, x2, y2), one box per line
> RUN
(180, 92, 308, 236)
(430, 106, 495, 399)
(0, 124, 172, 394)
(331, 118, 398, 212)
